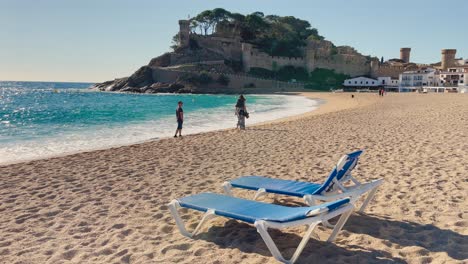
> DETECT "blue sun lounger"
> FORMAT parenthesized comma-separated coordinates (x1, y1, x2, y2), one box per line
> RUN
(169, 192, 354, 264)
(222, 150, 383, 213)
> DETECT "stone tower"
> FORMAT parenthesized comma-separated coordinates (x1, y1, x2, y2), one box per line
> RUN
(370, 58, 380, 78)
(241, 43, 253, 72)
(400, 48, 411, 63)
(441, 49, 457, 70)
(178, 20, 190, 48)
(305, 45, 316, 72)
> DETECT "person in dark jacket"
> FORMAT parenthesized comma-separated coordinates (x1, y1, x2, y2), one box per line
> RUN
(235, 95, 247, 130)
(174, 101, 183, 137)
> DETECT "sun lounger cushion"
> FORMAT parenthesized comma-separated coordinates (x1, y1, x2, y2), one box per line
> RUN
(178, 192, 350, 224)
(229, 150, 364, 197)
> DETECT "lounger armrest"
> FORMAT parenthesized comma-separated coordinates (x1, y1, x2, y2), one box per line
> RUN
(345, 178, 384, 193)
(305, 192, 354, 203)
(306, 207, 329, 217)
(222, 181, 233, 196)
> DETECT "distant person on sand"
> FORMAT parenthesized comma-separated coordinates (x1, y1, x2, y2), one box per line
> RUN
(235, 95, 248, 130)
(174, 101, 183, 138)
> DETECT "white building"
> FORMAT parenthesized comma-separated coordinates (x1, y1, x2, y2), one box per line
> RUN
(377, 77, 399, 87)
(438, 67, 466, 86)
(399, 68, 437, 89)
(459, 68, 468, 93)
(343, 76, 379, 87)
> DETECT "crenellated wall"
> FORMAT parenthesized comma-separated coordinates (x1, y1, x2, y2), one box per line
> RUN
(151, 67, 304, 91)
(245, 46, 306, 71)
(309, 53, 371, 76)
(372, 64, 419, 78)
(242, 43, 371, 77)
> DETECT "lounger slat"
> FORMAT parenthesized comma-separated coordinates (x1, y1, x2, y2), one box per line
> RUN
(178, 193, 350, 224)
(230, 176, 322, 197)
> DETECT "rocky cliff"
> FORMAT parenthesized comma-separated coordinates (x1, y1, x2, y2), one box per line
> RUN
(92, 46, 231, 93)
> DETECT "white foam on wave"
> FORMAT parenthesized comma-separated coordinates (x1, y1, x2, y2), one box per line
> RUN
(0, 94, 320, 164)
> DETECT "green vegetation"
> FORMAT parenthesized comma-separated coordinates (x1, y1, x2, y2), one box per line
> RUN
(248, 67, 275, 79)
(216, 74, 230, 86)
(198, 72, 213, 84)
(224, 59, 243, 72)
(249, 66, 349, 91)
(179, 71, 213, 85)
(306, 68, 350, 90)
(249, 66, 308, 82)
(190, 9, 324, 57)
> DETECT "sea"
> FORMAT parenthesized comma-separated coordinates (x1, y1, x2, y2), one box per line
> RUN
(0, 81, 320, 164)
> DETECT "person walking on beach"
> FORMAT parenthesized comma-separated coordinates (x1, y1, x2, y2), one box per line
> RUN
(174, 101, 183, 138)
(235, 95, 247, 130)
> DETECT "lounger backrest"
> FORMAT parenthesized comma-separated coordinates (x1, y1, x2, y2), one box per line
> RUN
(312, 149, 364, 195)
(336, 149, 364, 181)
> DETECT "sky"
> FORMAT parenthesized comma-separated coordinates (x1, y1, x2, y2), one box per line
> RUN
(1, 0, 467, 82)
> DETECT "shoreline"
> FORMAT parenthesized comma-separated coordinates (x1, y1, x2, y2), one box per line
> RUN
(0, 92, 345, 167)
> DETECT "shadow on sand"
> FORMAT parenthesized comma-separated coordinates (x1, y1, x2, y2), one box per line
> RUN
(197, 219, 406, 263)
(344, 214, 467, 261)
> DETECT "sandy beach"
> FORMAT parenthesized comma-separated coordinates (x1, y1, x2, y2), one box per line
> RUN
(0, 93, 467, 264)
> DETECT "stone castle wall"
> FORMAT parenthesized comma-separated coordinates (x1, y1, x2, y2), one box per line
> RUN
(152, 67, 304, 91)
(311, 54, 371, 77)
(372, 66, 406, 78)
(189, 32, 373, 78)
(245, 47, 306, 71)
(242, 43, 371, 77)
(191, 35, 242, 61)
(372, 64, 420, 79)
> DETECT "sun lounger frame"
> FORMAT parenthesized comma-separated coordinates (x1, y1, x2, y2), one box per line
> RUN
(169, 199, 354, 264)
(223, 177, 383, 213)
(222, 150, 383, 214)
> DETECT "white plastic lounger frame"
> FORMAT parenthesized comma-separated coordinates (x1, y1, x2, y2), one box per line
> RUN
(169, 200, 354, 264)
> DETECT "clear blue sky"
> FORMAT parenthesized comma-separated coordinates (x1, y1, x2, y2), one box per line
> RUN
(1, 0, 466, 82)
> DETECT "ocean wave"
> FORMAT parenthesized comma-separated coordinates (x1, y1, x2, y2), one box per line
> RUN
(0, 94, 319, 164)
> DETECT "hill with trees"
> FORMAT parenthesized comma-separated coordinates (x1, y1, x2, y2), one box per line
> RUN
(183, 8, 324, 58)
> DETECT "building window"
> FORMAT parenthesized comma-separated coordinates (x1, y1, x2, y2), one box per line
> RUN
(366, 81, 368, 84)
(372, 82, 375, 84)
(355, 81, 357, 84)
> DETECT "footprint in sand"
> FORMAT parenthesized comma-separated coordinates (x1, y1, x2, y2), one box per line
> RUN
(62, 249, 78, 260)
(160, 225, 174, 234)
(111, 223, 126, 229)
(160, 243, 192, 254)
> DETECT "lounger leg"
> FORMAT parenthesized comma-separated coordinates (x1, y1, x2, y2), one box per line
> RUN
(168, 200, 217, 238)
(322, 219, 335, 229)
(358, 187, 377, 213)
(326, 205, 354, 242)
(253, 188, 267, 200)
(255, 220, 319, 264)
(356, 179, 383, 213)
(222, 182, 233, 196)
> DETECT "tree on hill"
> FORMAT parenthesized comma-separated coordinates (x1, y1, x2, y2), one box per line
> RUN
(189, 9, 324, 57)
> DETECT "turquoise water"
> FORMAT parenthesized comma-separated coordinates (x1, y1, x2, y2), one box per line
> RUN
(0, 81, 319, 163)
